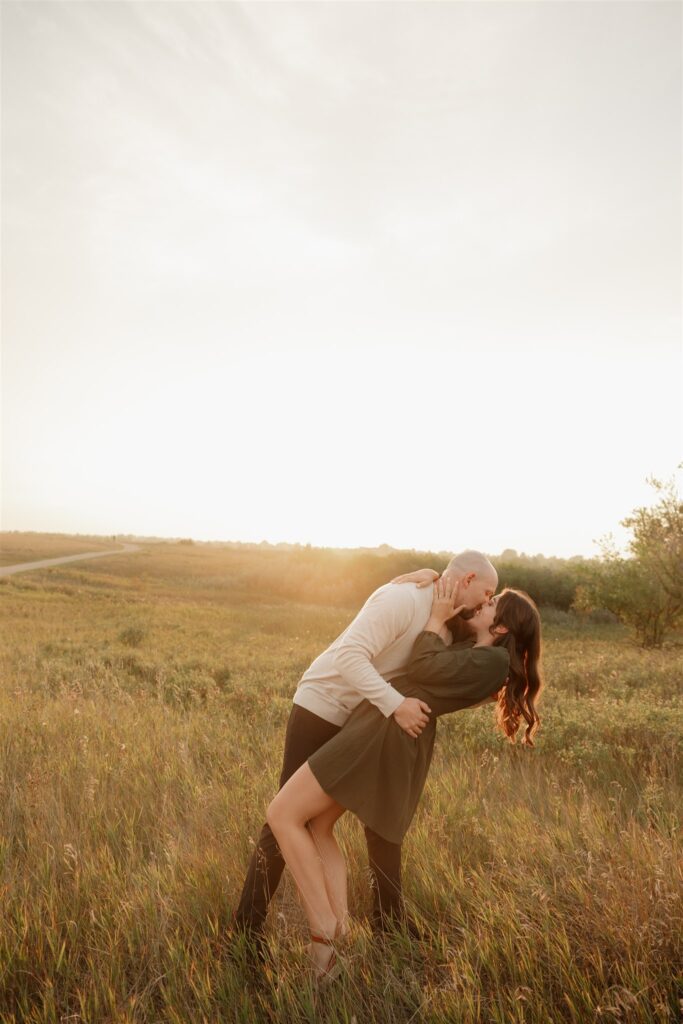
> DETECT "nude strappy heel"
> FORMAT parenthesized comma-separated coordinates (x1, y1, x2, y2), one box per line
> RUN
(309, 926, 343, 983)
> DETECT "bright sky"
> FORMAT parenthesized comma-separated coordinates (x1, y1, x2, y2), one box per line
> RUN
(2, 1, 681, 558)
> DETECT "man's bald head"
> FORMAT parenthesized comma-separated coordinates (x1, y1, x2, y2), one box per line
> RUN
(442, 549, 498, 612)
(444, 550, 498, 583)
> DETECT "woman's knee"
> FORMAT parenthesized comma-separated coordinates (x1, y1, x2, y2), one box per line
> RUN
(266, 793, 306, 835)
(266, 796, 283, 834)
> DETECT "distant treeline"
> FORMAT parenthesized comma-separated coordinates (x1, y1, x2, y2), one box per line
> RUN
(494, 552, 586, 611)
(171, 539, 590, 611)
(171, 471, 682, 646)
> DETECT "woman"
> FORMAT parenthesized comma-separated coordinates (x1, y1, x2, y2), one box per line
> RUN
(266, 576, 543, 980)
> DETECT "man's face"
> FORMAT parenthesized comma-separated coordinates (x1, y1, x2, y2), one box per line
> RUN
(469, 593, 500, 631)
(457, 573, 498, 615)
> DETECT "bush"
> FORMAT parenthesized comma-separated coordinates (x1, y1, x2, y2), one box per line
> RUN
(118, 626, 147, 648)
(572, 471, 682, 648)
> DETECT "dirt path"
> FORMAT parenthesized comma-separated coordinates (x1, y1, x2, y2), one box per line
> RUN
(0, 543, 141, 577)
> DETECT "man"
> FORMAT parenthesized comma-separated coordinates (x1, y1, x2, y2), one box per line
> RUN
(232, 549, 498, 946)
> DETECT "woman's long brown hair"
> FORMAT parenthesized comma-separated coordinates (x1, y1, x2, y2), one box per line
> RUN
(489, 588, 543, 746)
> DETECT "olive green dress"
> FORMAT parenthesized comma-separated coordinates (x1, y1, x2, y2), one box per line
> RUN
(307, 632, 510, 844)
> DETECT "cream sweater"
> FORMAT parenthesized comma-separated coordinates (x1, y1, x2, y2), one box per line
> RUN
(292, 582, 435, 727)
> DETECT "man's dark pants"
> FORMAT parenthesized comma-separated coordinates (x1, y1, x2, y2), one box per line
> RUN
(234, 703, 404, 932)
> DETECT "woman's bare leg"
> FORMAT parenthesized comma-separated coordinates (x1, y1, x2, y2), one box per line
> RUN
(307, 804, 349, 936)
(266, 763, 344, 972)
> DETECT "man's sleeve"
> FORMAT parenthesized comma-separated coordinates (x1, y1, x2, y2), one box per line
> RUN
(331, 585, 417, 718)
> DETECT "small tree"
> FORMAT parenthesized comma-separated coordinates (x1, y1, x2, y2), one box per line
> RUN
(623, 472, 683, 605)
(573, 469, 683, 648)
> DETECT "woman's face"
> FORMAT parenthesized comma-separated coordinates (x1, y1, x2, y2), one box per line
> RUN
(469, 593, 500, 633)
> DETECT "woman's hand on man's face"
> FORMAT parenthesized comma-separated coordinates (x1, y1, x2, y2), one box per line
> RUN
(429, 576, 467, 624)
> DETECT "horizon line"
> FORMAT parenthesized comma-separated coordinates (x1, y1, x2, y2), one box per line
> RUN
(0, 527, 597, 563)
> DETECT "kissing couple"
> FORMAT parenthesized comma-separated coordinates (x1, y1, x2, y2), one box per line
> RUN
(231, 549, 543, 981)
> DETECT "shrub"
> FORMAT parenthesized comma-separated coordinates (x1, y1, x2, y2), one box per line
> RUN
(118, 626, 147, 648)
(572, 471, 682, 648)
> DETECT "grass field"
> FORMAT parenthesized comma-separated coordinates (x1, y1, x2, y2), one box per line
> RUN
(0, 533, 121, 567)
(0, 537, 680, 1023)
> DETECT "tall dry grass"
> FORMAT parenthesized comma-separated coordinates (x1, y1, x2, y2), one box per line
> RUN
(0, 541, 680, 1022)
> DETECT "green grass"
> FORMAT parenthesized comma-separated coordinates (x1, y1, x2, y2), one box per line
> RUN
(0, 542, 680, 1023)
